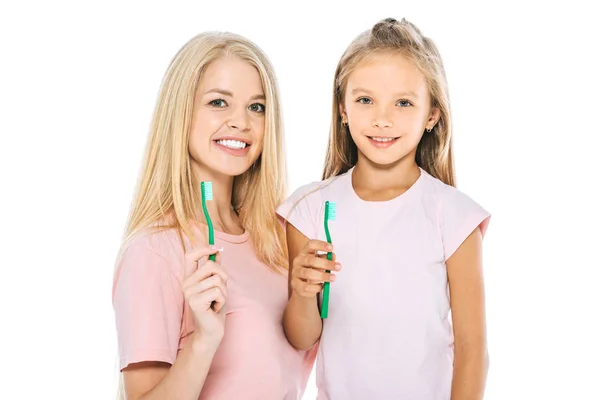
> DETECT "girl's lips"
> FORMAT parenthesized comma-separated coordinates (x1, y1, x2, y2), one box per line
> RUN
(367, 136, 400, 149)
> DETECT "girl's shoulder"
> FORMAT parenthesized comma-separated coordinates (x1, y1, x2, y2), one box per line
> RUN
(279, 173, 346, 214)
(287, 172, 348, 203)
(418, 170, 487, 213)
(419, 171, 491, 260)
(276, 173, 347, 239)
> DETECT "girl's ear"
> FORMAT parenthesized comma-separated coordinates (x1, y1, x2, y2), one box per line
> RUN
(427, 107, 441, 130)
(339, 104, 347, 124)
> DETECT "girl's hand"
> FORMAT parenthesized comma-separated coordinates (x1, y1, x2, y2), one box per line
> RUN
(290, 239, 341, 298)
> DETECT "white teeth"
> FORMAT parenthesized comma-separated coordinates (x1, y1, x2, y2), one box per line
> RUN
(216, 139, 247, 149)
(371, 137, 395, 142)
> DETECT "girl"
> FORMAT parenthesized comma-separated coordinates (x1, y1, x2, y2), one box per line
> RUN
(112, 32, 315, 400)
(277, 18, 491, 399)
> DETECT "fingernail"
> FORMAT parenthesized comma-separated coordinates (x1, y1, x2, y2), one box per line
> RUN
(335, 263, 342, 270)
(327, 244, 333, 250)
(211, 245, 224, 252)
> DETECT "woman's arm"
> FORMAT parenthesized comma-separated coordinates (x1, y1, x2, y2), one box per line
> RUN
(118, 245, 227, 400)
(122, 333, 219, 400)
(447, 228, 489, 400)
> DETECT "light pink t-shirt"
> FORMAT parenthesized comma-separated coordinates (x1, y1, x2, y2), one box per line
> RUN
(112, 224, 316, 399)
(276, 167, 491, 400)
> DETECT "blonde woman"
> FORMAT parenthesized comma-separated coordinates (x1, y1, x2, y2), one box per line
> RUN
(112, 32, 315, 400)
(278, 18, 491, 399)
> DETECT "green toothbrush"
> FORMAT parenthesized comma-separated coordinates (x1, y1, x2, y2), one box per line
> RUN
(200, 181, 216, 262)
(321, 201, 336, 319)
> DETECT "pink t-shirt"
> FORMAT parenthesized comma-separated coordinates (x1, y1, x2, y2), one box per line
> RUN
(112, 224, 316, 399)
(276, 167, 490, 400)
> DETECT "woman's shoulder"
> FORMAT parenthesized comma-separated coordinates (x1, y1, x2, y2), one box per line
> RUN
(114, 223, 190, 283)
(124, 224, 184, 255)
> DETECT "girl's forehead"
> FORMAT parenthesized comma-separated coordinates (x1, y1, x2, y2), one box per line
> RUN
(346, 55, 428, 95)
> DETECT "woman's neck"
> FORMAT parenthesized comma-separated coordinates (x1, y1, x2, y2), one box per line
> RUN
(193, 165, 244, 235)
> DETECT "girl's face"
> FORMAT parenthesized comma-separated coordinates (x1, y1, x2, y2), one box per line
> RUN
(189, 56, 266, 178)
(341, 52, 440, 167)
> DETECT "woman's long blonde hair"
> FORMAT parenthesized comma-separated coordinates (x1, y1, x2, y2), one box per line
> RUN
(115, 32, 288, 398)
(322, 17, 456, 187)
(122, 31, 288, 267)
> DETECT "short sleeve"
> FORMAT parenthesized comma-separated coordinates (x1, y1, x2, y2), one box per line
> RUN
(276, 182, 323, 239)
(440, 188, 491, 261)
(112, 242, 183, 370)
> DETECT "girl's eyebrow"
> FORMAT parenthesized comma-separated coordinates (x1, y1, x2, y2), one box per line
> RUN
(350, 87, 419, 98)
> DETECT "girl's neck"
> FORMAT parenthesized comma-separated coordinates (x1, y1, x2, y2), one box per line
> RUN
(352, 153, 421, 202)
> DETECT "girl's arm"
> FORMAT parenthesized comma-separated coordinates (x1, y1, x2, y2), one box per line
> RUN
(447, 227, 489, 400)
(122, 333, 219, 400)
(282, 223, 337, 351)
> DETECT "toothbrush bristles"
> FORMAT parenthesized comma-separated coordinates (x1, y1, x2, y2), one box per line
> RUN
(202, 181, 213, 200)
(327, 202, 336, 220)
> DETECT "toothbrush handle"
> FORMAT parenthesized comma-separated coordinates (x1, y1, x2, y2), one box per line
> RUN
(320, 251, 333, 319)
(321, 282, 330, 319)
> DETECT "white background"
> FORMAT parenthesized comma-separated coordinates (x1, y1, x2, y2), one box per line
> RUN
(1, 1, 599, 399)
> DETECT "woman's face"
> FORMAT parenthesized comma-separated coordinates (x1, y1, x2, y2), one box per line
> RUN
(189, 56, 266, 178)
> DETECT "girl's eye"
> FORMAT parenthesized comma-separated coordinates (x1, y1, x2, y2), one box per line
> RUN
(397, 100, 412, 107)
(357, 97, 373, 105)
(209, 99, 227, 107)
(249, 103, 265, 113)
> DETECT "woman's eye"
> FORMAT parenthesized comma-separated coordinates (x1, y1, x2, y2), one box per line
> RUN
(209, 99, 227, 107)
(249, 103, 265, 113)
(357, 97, 373, 105)
(397, 100, 412, 107)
